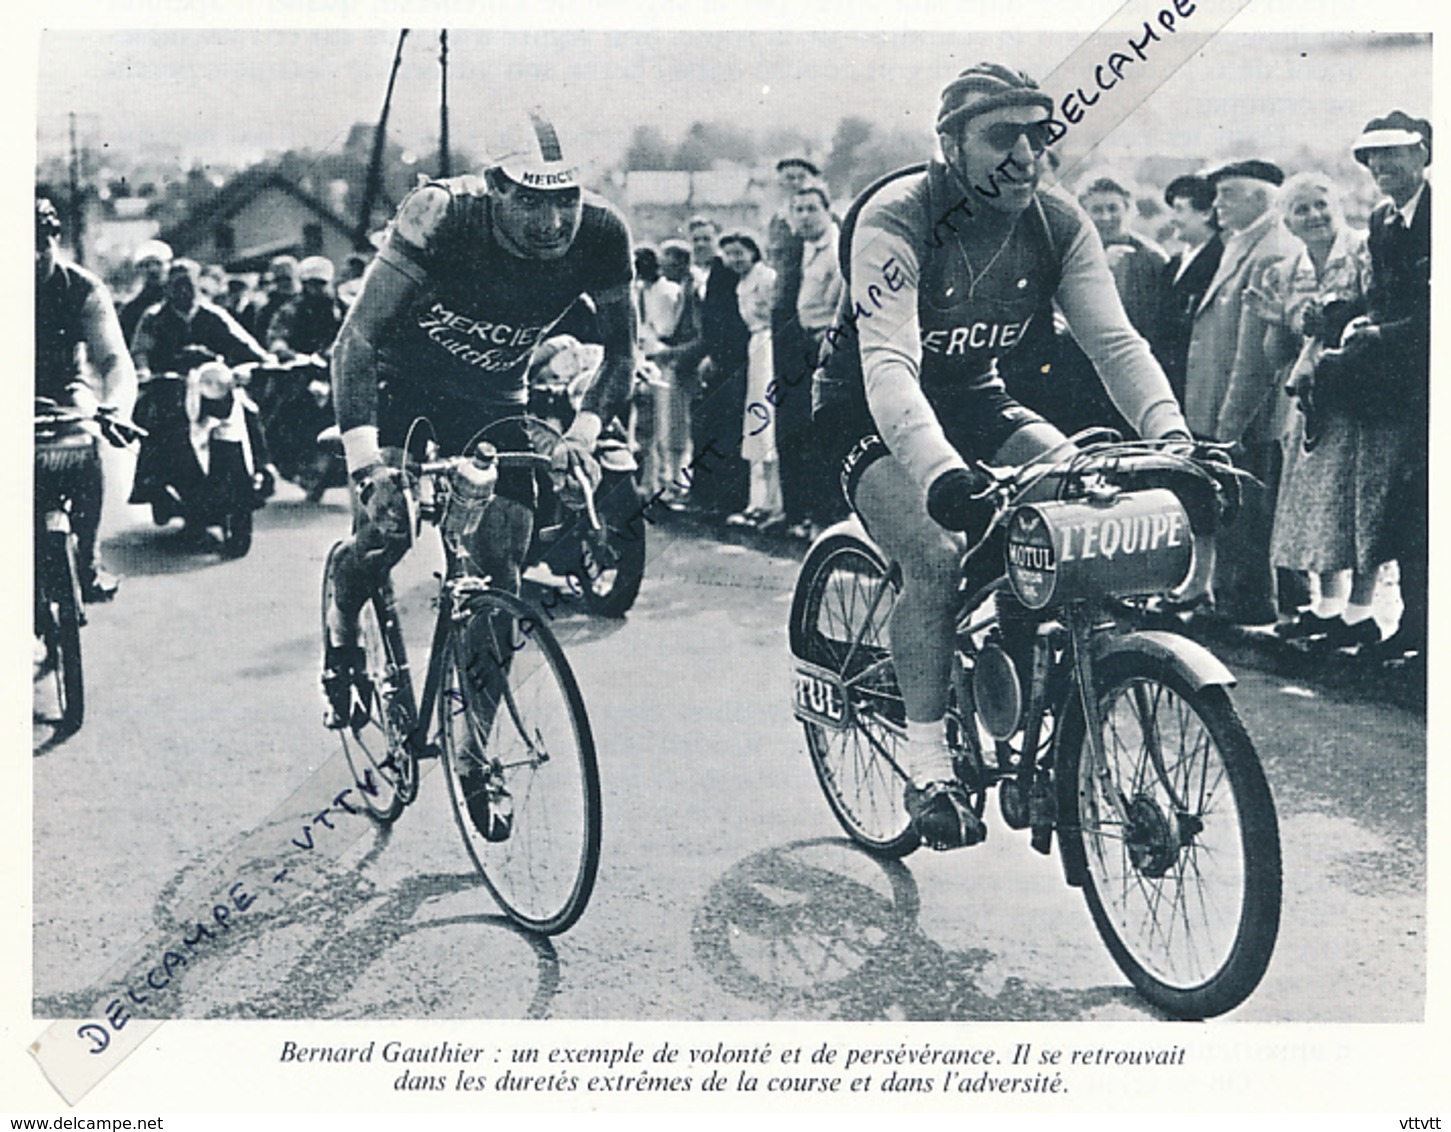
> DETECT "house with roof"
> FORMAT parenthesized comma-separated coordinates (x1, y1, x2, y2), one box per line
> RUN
(158, 169, 368, 274)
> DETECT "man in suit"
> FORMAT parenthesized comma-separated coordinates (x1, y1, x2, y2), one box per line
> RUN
(1184, 159, 1300, 625)
(1346, 111, 1432, 662)
(1155, 174, 1224, 405)
(687, 215, 750, 515)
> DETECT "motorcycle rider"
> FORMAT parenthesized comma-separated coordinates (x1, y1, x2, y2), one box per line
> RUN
(812, 64, 1192, 850)
(34, 197, 138, 602)
(130, 258, 270, 378)
(267, 255, 346, 359)
(118, 238, 172, 347)
(322, 107, 635, 832)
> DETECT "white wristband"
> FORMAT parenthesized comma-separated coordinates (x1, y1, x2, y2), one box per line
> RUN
(341, 425, 382, 475)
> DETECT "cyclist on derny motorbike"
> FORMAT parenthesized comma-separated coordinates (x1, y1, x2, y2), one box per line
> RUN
(811, 64, 1193, 850)
(35, 197, 138, 602)
(322, 108, 635, 816)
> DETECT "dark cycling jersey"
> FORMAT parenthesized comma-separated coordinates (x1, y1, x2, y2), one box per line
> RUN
(375, 174, 633, 419)
(814, 160, 1185, 492)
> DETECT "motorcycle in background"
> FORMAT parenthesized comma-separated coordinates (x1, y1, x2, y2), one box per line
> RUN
(525, 335, 648, 617)
(247, 354, 347, 502)
(129, 356, 275, 558)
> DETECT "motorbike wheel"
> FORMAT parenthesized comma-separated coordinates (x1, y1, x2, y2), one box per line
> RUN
(221, 504, 253, 559)
(1058, 649, 1281, 1019)
(574, 517, 646, 618)
(788, 531, 916, 858)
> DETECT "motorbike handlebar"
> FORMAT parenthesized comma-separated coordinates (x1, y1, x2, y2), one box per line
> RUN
(34, 400, 148, 447)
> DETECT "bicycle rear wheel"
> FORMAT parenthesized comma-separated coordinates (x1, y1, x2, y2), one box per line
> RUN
(788, 534, 915, 857)
(440, 588, 601, 934)
(1062, 650, 1281, 1018)
(323, 541, 418, 823)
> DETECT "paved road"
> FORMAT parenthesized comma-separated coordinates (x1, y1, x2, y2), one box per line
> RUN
(31, 469, 1426, 1024)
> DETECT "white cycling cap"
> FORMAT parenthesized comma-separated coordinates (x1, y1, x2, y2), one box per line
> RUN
(133, 239, 173, 264)
(298, 255, 335, 283)
(489, 108, 580, 191)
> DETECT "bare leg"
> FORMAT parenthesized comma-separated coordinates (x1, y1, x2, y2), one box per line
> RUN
(853, 454, 963, 726)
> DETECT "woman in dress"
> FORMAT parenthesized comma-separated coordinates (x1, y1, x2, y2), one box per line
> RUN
(720, 231, 783, 529)
(1264, 171, 1395, 652)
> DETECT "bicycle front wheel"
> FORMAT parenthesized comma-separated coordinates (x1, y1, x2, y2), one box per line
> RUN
(323, 541, 418, 823)
(1064, 651, 1281, 1018)
(440, 588, 601, 934)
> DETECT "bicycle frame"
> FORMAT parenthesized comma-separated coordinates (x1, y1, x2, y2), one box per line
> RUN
(365, 447, 561, 769)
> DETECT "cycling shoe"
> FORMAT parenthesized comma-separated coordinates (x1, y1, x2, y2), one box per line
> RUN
(321, 643, 367, 730)
(460, 763, 513, 843)
(905, 779, 985, 850)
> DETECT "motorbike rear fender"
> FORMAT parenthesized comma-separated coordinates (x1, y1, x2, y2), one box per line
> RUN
(788, 517, 899, 659)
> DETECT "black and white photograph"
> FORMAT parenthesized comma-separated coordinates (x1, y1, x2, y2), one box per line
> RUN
(10, 0, 1444, 1122)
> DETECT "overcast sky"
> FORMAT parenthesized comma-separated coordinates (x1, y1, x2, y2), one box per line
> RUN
(35, 24, 1432, 179)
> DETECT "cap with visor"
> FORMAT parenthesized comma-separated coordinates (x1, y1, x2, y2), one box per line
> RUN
(490, 108, 580, 192)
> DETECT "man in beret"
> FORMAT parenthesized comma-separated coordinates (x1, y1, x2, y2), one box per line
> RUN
(1348, 111, 1431, 662)
(1184, 158, 1301, 626)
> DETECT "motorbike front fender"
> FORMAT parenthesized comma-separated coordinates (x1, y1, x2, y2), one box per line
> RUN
(1090, 628, 1237, 690)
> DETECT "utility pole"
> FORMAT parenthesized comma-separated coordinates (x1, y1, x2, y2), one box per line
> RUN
(439, 30, 451, 178)
(68, 111, 86, 264)
(356, 28, 410, 250)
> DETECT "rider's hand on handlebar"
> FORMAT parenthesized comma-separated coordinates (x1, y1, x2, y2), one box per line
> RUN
(925, 466, 997, 536)
(353, 463, 412, 539)
(552, 409, 603, 505)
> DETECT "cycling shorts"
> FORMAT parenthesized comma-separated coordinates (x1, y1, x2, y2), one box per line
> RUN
(818, 381, 1045, 510)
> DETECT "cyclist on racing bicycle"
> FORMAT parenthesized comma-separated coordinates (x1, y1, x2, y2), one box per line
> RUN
(812, 64, 1192, 851)
(323, 108, 635, 824)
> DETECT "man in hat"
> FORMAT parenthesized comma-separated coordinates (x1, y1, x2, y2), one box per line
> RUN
(1184, 158, 1300, 626)
(1347, 111, 1431, 662)
(811, 62, 1191, 849)
(268, 255, 345, 358)
(119, 238, 172, 346)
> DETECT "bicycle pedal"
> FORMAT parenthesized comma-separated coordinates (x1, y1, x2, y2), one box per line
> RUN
(418, 743, 441, 761)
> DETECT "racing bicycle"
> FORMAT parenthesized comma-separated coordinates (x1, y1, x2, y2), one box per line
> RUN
(321, 426, 602, 934)
(788, 433, 1282, 1018)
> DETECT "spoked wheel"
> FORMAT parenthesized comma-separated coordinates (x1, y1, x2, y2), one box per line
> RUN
(789, 535, 916, 858)
(1063, 651, 1281, 1018)
(440, 588, 600, 934)
(323, 542, 418, 823)
(220, 504, 253, 559)
(575, 516, 646, 618)
(41, 530, 85, 736)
